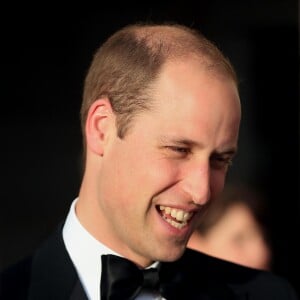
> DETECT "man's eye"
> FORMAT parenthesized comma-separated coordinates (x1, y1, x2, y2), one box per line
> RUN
(167, 146, 190, 155)
(210, 156, 233, 169)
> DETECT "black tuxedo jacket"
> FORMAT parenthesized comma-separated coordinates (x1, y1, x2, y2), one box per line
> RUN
(0, 225, 298, 300)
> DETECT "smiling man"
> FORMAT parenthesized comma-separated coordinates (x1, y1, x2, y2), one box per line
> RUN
(77, 51, 241, 267)
(1, 23, 298, 300)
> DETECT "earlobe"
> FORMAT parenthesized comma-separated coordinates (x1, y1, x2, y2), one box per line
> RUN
(85, 98, 114, 156)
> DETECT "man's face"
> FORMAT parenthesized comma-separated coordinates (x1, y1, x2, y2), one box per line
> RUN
(97, 58, 241, 267)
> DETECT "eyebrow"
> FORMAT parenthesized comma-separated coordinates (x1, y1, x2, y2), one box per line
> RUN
(158, 135, 202, 147)
(158, 135, 238, 155)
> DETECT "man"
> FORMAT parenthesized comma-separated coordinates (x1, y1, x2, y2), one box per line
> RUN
(1, 22, 298, 299)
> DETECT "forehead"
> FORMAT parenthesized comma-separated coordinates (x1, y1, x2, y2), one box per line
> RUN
(153, 58, 239, 104)
(147, 59, 241, 137)
(123, 57, 241, 156)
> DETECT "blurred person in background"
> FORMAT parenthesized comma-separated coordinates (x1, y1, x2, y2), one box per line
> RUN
(188, 184, 272, 270)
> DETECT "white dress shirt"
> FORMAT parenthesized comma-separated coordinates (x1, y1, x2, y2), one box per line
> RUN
(63, 198, 164, 300)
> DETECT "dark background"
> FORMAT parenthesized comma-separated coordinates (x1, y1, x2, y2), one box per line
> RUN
(1, 1, 299, 296)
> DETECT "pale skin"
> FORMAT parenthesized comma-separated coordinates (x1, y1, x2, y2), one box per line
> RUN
(76, 57, 241, 268)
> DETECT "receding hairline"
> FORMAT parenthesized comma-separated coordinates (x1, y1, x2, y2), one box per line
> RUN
(120, 23, 237, 82)
(122, 23, 211, 57)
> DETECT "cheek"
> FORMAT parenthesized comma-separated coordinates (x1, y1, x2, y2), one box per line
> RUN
(133, 158, 180, 198)
(110, 145, 180, 200)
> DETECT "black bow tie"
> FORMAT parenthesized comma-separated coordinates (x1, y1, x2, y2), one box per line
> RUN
(101, 254, 182, 300)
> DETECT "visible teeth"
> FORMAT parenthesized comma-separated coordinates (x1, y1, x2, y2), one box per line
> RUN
(183, 212, 190, 222)
(159, 205, 193, 225)
(177, 210, 184, 220)
(163, 215, 187, 229)
(171, 209, 177, 218)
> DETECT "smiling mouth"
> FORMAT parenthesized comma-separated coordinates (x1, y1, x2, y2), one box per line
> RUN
(157, 205, 194, 229)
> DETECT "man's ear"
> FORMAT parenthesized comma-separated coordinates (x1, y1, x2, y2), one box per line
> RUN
(85, 98, 115, 156)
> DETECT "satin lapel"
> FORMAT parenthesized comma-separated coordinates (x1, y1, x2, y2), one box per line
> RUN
(28, 223, 88, 300)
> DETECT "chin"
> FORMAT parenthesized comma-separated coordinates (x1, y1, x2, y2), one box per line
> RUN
(156, 246, 186, 262)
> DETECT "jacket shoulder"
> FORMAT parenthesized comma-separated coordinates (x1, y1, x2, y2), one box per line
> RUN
(181, 249, 299, 299)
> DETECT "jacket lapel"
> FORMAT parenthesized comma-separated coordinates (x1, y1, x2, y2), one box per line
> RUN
(70, 280, 89, 300)
(28, 224, 88, 300)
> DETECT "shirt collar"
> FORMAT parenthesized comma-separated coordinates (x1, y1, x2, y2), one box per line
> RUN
(63, 198, 120, 300)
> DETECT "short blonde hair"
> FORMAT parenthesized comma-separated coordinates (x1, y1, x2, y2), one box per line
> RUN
(81, 22, 237, 139)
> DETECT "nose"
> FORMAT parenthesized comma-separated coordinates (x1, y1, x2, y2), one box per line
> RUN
(182, 162, 211, 205)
